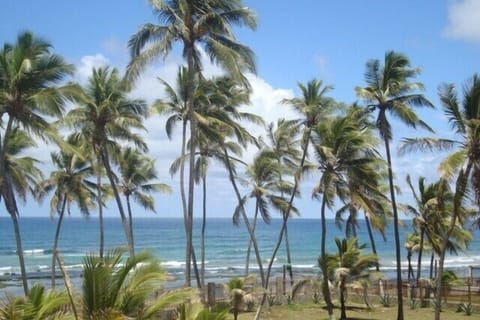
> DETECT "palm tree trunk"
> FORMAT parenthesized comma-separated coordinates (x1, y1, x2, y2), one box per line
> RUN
(1, 118, 28, 295)
(284, 224, 294, 287)
(179, 120, 191, 286)
(416, 228, 425, 284)
(11, 210, 29, 295)
(245, 201, 260, 276)
(321, 193, 335, 320)
(223, 147, 265, 285)
(55, 252, 79, 320)
(101, 147, 134, 257)
(383, 135, 404, 320)
(96, 160, 104, 260)
(186, 43, 196, 288)
(340, 281, 347, 320)
(201, 175, 206, 289)
(51, 196, 67, 288)
(407, 252, 413, 282)
(126, 195, 135, 255)
(365, 215, 379, 271)
(429, 253, 434, 280)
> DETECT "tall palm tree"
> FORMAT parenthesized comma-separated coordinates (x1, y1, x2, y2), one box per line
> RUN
(117, 147, 171, 256)
(426, 176, 473, 320)
(262, 119, 302, 285)
(262, 79, 335, 290)
(355, 51, 434, 320)
(36, 135, 97, 288)
(238, 150, 297, 276)
(127, 0, 256, 287)
(0, 128, 43, 295)
(311, 111, 379, 320)
(64, 67, 148, 258)
(405, 175, 441, 283)
(323, 237, 378, 320)
(401, 74, 480, 209)
(0, 31, 75, 295)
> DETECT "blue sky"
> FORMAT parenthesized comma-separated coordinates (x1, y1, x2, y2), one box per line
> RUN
(1, 0, 480, 219)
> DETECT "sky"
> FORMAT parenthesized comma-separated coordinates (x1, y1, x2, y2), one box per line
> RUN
(1, 0, 480, 219)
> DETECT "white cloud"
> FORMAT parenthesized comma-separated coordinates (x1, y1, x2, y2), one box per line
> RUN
(75, 54, 110, 85)
(313, 53, 330, 78)
(444, 0, 480, 42)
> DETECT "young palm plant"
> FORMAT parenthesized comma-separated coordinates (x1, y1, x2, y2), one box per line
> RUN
(82, 248, 196, 319)
(127, 0, 257, 287)
(0, 31, 76, 295)
(355, 51, 434, 320)
(0, 284, 71, 320)
(322, 238, 378, 320)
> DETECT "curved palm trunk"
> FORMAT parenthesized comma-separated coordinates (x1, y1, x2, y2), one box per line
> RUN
(245, 201, 260, 276)
(321, 192, 335, 320)
(407, 251, 413, 282)
(284, 224, 294, 287)
(416, 228, 425, 283)
(346, 207, 357, 238)
(223, 147, 265, 286)
(185, 44, 197, 287)
(255, 130, 311, 319)
(278, 168, 294, 287)
(51, 196, 67, 288)
(365, 215, 379, 271)
(179, 120, 191, 286)
(126, 195, 135, 255)
(101, 147, 134, 257)
(1, 119, 28, 295)
(383, 135, 404, 320)
(11, 210, 29, 295)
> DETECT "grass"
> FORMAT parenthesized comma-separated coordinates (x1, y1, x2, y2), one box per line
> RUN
(227, 302, 478, 320)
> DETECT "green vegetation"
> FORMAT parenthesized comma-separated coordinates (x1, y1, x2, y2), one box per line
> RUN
(1, 1, 480, 320)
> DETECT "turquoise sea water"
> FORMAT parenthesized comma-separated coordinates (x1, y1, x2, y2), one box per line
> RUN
(0, 217, 479, 294)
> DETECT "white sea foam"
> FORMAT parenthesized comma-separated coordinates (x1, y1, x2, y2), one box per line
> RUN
(162, 261, 185, 267)
(24, 249, 46, 255)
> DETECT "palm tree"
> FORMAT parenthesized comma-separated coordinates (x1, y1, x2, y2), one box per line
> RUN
(64, 67, 148, 258)
(400, 74, 480, 209)
(404, 233, 419, 282)
(323, 237, 379, 320)
(81, 248, 196, 319)
(311, 111, 379, 320)
(0, 31, 76, 295)
(127, 0, 256, 287)
(355, 51, 434, 320)
(35, 135, 97, 289)
(224, 275, 256, 320)
(238, 150, 297, 276)
(262, 119, 302, 285)
(426, 177, 473, 320)
(258, 80, 335, 313)
(0, 128, 43, 295)
(0, 284, 71, 320)
(405, 175, 442, 283)
(117, 147, 171, 255)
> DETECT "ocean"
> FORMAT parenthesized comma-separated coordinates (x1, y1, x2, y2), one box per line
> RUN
(0, 217, 479, 294)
